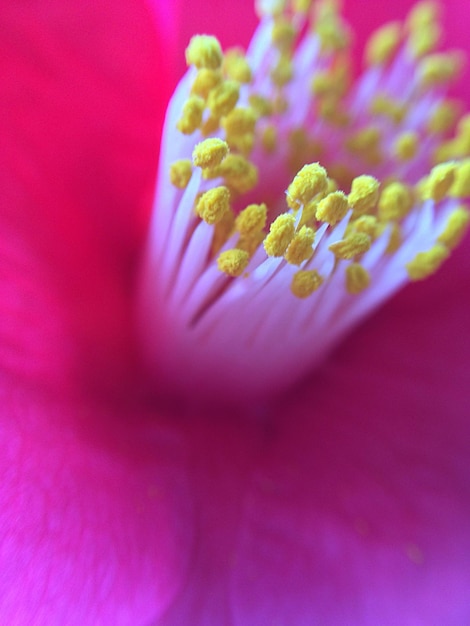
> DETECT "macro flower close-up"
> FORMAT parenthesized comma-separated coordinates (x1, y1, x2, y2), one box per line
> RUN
(1, 0, 470, 624)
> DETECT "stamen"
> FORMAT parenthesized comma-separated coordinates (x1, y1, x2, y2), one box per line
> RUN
(140, 0, 470, 401)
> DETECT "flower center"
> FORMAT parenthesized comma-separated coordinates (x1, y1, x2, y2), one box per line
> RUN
(139, 0, 470, 403)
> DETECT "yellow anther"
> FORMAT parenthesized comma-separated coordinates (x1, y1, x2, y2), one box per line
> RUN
(365, 22, 402, 66)
(351, 215, 379, 238)
(406, 1, 441, 30)
(437, 206, 470, 249)
(192, 138, 229, 169)
(370, 95, 407, 124)
(270, 54, 294, 87)
(427, 100, 460, 134)
(408, 21, 441, 58)
(378, 182, 414, 221)
(223, 49, 252, 84)
(169, 160, 193, 189)
(386, 222, 403, 253)
(191, 68, 222, 99)
(418, 52, 464, 87)
(207, 80, 240, 118)
(186, 35, 223, 70)
(272, 17, 296, 52)
(394, 132, 418, 161)
(315, 190, 349, 225)
(315, 12, 351, 53)
(249, 94, 273, 117)
(264, 214, 296, 256)
(222, 107, 257, 138)
(235, 203, 267, 236)
(346, 126, 382, 164)
(176, 95, 205, 135)
(348, 175, 380, 217)
(448, 159, 470, 197)
(423, 162, 456, 201)
(218, 154, 258, 194)
(318, 98, 350, 127)
(217, 249, 250, 277)
(293, 0, 311, 13)
(262, 125, 277, 153)
(312, 62, 350, 99)
(285, 226, 315, 265)
(346, 264, 371, 294)
(291, 270, 323, 298)
(255, 0, 286, 18)
(406, 244, 449, 280)
(287, 163, 328, 211)
(329, 232, 371, 259)
(196, 186, 230, 224)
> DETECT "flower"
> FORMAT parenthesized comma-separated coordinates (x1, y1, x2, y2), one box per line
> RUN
(1, 1, 470, 625)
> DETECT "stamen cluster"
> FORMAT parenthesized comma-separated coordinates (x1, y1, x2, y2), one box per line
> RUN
(140, 0, 470, 401)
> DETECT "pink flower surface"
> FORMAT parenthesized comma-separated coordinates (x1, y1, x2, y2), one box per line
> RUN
(1, 0, 470, 624)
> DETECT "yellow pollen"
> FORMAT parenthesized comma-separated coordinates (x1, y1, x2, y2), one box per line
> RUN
(293, 0, 312, 13)
(378, 182, 414, 221)
(370, 95, 407, 124)
(192, 138, 229, 169)
(418, 52, 464, 87)
(249, 94, 273, 117)
(262, 125, 277, 153)
(291, 270, 323, 298)
(185, 35, 223, 70)
(448, 159, 470, 197)
(315, 5, 351, 52)
(408, 21, 441, 58)
(437, 206, 470, 249)
(394, 132, 419, 161)
(287, 163, 328, 211)
(218, 154, 258, 194)
(235, 203, 267, 236)
(423, 162, 456, 201)
(270, 54, 294, 87)
(223, 49, 252, 83)
(208, 80, 240, 118)
(285, 225, 315, 265)
(191, 68, 222, 99)
(329, 232, 372, 260)
(222, 107, 257, 150)
(255, 0, 286, 18)
(176, 95, 205, 135)
(406, 0, 441, 30)
(427, 100, 460, 134)
(217, 249, 250, 277)
(196, 186, 230, 224)
(365, 22, 402, 66)
(348, 175, 380, 217)
(272, 18, 296, 52)
(315, 190, 349, 225)
(346, 126, 382, 164)
(170, 159, 193, 189)
(263, 213, 296, 256)
(346, 264, 371, 294)
(406, 244, 449, 280)
(351, 215, 379, 238)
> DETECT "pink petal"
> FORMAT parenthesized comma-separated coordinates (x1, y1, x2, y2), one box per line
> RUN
(0, 375, 192, 624)
(0, 0, 166, 389)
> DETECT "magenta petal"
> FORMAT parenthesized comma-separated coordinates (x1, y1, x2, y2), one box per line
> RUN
(0, 377, 193, 624)
(0, 0, 165, 389)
